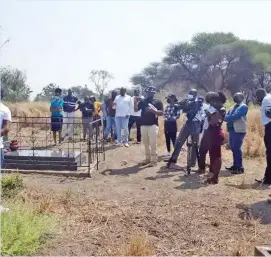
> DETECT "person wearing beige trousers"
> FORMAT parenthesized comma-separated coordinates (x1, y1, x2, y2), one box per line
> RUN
(134, 86, 163, 166)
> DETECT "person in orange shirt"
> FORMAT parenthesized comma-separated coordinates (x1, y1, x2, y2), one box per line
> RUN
(90, 96, 102, 127)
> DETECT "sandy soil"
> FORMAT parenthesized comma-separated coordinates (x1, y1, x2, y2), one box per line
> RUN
(19, 143, 271, 256)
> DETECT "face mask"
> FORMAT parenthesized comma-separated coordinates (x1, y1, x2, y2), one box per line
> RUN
(187, 94, 194, 100)
(55, 96, 60, 100)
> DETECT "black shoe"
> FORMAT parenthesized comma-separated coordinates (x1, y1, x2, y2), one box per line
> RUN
(225, 166, 236, 171)
(231, 168, 244, 174)
(255, 179, 271, 185)
(165, 159, 176, 168)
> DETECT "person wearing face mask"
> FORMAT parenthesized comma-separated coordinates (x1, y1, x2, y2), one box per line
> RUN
(255, 88, 271, 185)
(134, 86, 163, 166)
(225, 92, 248, 174)
(166, 89, 205, 170)
(50, 88, 64, 145)
(163, 94, 181, 158)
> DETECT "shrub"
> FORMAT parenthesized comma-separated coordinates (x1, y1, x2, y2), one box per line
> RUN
(1, 201, 54, 256)
(1, 174, 23, 199)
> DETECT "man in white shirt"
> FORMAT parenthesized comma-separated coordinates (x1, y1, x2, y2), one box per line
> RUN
(255, 88, 271, 185)
(0, 88, 12, 168)
(128, 88, 143, 143)
(113, 87, 132, 147)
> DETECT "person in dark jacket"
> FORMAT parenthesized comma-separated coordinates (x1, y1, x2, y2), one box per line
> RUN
(79, 96, 95, 140)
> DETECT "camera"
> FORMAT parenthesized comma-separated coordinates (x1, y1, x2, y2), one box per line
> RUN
(174, 98, 203, 121)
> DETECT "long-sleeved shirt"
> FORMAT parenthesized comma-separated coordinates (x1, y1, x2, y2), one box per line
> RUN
(261, 94, 271, 126)
(164, 104, 181, 122)
(63, 95, 78, 113)
(225, 103, 248, 131)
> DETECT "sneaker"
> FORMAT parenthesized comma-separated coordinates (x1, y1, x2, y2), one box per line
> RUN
(225, 166, 236, 171)
(139, 159, 151, 166)
(197, 168, 206, 174)
(163, 152, 171, 157)
(149, 162, 157, 167)
(231, 168, 244, 174)
(255, 179, 271, 185)
(116, 143, 123, 147)
(124, 143, 129, 147)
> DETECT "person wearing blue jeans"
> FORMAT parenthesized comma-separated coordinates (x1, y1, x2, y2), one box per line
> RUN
(104, 91, 118, 141)
(113, 88, 132, 147)
(225, 92, 248, 174)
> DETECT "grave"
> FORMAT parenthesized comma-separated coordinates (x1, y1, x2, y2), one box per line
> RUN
(4, 149, 86, 171)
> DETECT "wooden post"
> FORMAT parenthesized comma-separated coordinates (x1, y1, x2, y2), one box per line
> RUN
(255, 246, 271, 256)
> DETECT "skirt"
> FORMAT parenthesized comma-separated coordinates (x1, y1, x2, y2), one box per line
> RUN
(51, 116, 63, 132)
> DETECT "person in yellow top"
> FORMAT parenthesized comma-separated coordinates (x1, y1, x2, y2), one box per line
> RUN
(90, 96, 102, 126)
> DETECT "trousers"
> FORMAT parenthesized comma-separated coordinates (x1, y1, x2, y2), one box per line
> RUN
(198, 129, 209, 170)
(141, 125, 159, 163)
(115, 116, 129, 144)
(104, 116, 116, 139)
(82, 117, 93, 139)
(264, 122, 271, 183)
(62, 112, 75, 138)
(229, 131, 246, 169)
(128, 115, 141, 142)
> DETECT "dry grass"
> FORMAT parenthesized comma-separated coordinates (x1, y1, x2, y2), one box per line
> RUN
(6, 101, 50, 117)
(11, 182, 269, 256)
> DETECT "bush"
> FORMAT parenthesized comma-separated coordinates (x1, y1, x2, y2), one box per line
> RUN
(1, 201, 54, 256)
(1, 174, 23, 199)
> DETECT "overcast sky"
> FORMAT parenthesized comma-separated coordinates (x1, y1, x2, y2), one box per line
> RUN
(1, 0, 271, 97)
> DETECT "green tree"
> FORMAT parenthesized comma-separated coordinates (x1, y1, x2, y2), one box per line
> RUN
(35, 84, 95, 101)
(0, 67, 32, 102)
(35, 83, 59, 101)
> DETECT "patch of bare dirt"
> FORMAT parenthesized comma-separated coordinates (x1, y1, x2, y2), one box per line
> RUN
(21, 144, 271, 256)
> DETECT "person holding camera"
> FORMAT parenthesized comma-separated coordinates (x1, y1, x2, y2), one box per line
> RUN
(166, 89, 205, 169)
(255, 88, 271, 185)
(163, 94, 181, 158)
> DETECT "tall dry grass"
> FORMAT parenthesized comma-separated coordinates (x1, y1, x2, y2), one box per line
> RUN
(6, 101, 50, 117)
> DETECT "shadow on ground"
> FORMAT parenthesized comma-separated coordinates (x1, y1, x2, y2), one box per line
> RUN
(236, 200, 271, 224)
(101, 164, 144, 176)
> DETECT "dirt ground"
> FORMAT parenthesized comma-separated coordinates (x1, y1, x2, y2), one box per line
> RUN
(22, 143, 271, 256)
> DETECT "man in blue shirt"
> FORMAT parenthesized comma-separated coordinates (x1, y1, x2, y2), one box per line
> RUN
(62, 89, 79, 140)
(50, 88, 64, 145)
(225, 92, 248, 174)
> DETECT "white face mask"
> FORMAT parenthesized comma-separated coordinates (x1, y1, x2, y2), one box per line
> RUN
(187, 94, 194, 100)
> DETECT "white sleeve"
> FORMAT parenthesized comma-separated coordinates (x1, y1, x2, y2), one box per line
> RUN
(4, 108, 12, 122)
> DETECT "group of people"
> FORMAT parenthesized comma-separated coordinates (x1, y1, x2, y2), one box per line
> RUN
(48, 85, 271, 185)
(1, 85, 270, 187)
(50, 88, 101, 145)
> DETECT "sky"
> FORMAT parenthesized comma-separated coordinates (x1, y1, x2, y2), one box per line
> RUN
(1, 0, 271, 98)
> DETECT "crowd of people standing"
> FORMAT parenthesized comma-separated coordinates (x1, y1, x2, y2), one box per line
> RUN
(47, 85, 271, 185)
